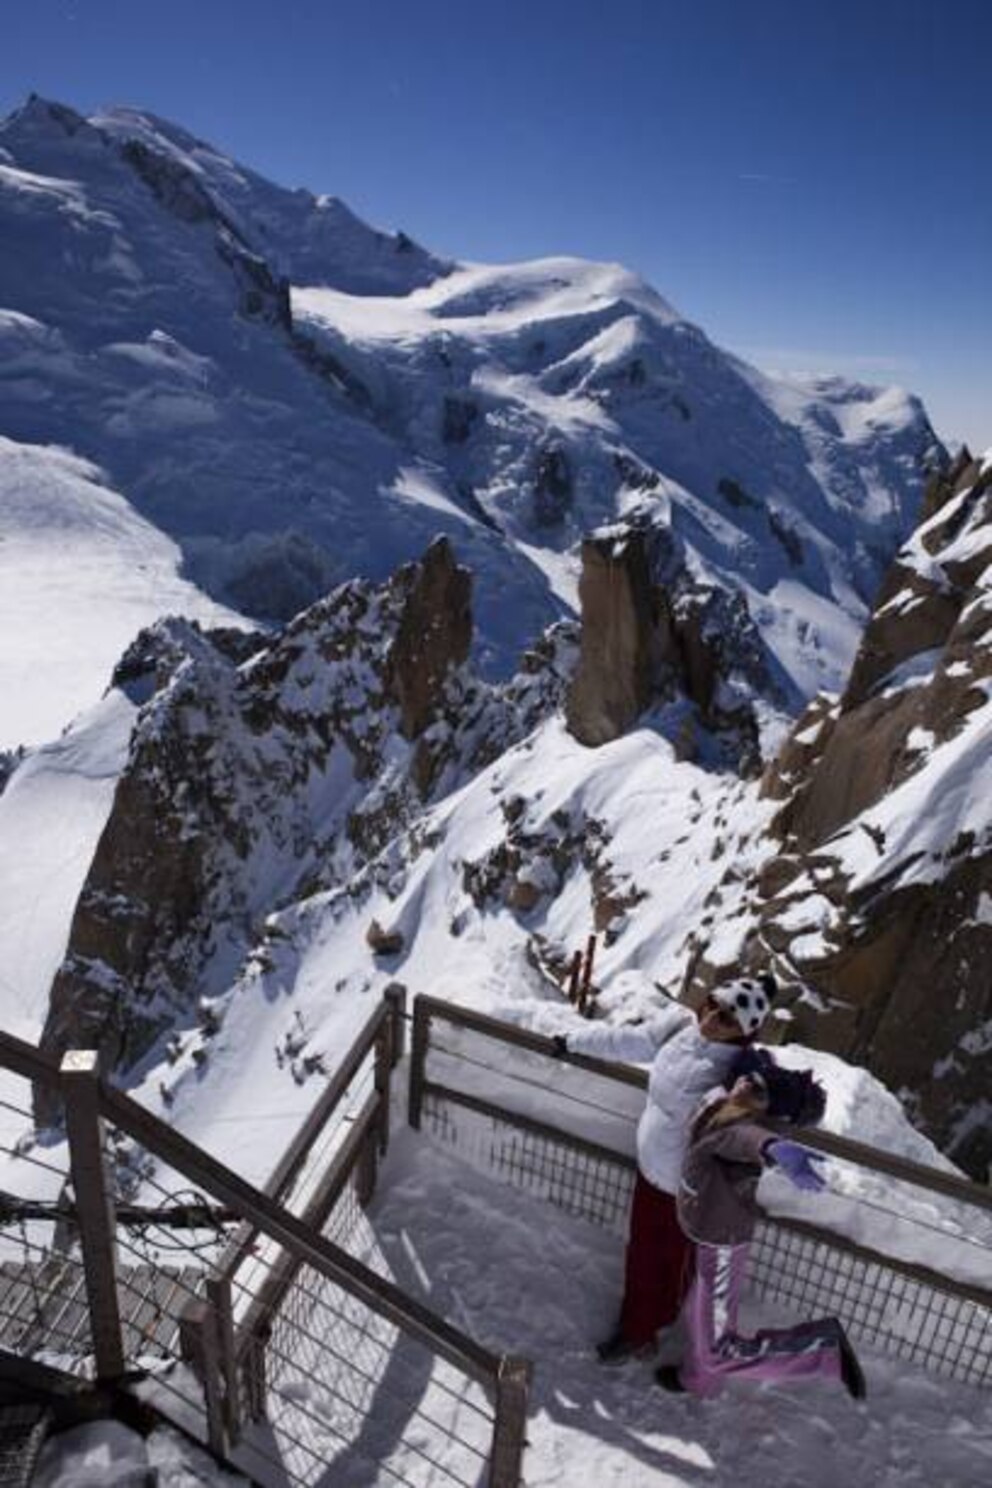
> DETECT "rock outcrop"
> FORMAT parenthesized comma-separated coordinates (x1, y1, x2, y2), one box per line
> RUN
(565, 518, 770, 773)
(745, 451, 992, 1176)
(36, 540, 576, 1111)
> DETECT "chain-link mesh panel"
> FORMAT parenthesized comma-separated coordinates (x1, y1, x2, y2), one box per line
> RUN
(749, 1220, 992, 1387)
(245, 1170, 494, 1488)
(422, 1087, 992, 1389)
(423, 1091, 634, 1236)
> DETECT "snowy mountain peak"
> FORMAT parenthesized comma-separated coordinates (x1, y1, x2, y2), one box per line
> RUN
(0, 93, 943, 755)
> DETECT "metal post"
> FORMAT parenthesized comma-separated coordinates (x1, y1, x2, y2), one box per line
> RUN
(408, 999, 430, 1130)
(488, 1354, 531, 1487)
(383, 982, 407, 1065)
(60, 1051, 125, 1382)
(206, 1274, 241, 1446)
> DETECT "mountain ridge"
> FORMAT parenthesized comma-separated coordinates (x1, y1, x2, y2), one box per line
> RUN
(0, 94, 942, 751)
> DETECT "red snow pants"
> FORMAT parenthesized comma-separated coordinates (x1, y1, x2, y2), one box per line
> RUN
(618, 1172, 695, 1347)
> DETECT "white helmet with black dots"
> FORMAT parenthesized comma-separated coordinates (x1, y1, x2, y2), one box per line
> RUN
(709, 974, 774, 1037)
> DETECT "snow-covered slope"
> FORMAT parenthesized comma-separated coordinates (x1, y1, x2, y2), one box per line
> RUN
(0, 95, 942, 750)
(0, 435, 245, 747)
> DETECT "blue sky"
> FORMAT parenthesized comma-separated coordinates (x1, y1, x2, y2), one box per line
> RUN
(2, 0, 989, 448)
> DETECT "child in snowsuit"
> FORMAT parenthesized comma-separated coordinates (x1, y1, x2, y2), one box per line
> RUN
(560, 973, 777, 1361)
(661, 1065, 865, 1399)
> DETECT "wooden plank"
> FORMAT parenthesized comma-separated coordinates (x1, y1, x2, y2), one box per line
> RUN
(38, 1260, 90, 1353)
(119, 1265, 162, 1353)
(0, 1031, 61, 1089)
(0, 1277, 38, 1349)
(0, 1265, 29, 1315)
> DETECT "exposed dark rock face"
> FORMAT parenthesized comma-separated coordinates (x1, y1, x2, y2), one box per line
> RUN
(461, 802, 645, 939)
(743, 452, 992, 1176)
(0, 748, 26, 797)
(121, 139, 221, 226)
(565, 519, 768, 772)
(533, 446, 573, 526)
(385, 538, 472, 742)
(566, 526, 669, 745)
(35, 541, 575, 1114)
(767, 509, 804, 567)
(717, 476, 760, 510)
(769, 452, 992, 851)
(442, 396, 478, 446)
(37, 542, 471, 1104)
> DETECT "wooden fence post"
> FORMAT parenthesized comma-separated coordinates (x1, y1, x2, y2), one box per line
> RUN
(60, 1051, 125, 1382)
(578, 934, 597, 1016)
(374, 1017, 392, 1157)
(179, 1296, 227, 1456)
(408, 999, 431, 1131)
(383, 983, 407, 1066)
(242, 1324, 268, 1422)
(206, 1274, 241, 1447)
(488, 1354, 531, 1487)
(566, 950, 582, 1005)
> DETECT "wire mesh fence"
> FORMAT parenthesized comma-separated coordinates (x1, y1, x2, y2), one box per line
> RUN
(423, 1089, 635, 1236)
(749, 1219, 992, 1387)
(413, 996, 992, 1392)
(223, 1155, 497, 1488)
(0, 1001, 526, 1486)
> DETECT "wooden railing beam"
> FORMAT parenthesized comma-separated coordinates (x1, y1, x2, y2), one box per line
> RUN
(60, 1051, 125, 1382)
(97, 1080, 501, 1385)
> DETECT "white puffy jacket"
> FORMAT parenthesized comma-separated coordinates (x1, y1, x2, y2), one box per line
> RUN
(565, 1007, 742, 1194)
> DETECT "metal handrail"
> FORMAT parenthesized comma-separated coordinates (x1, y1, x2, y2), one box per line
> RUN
(0, 1030, 62, 1090)
(95, 1081, 500, 1388)
(0, 1003, 530, 1483)
(215, 996, 393, 1283)
(411, 994, 992, 1216)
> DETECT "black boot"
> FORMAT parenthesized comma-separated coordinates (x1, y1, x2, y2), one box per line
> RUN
(596, 1331, 638, 1364)
(654, 1364, 686, 1393)
(596, 1328, 658, 1364)
(837, 1325, 867, 1400)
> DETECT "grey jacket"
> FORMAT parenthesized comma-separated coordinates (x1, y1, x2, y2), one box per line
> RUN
(677, 1105, 775, 1247)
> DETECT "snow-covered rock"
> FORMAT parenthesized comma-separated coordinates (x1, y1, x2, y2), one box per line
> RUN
(743, 449, 992, 1176)
(0, 94, 942, 752)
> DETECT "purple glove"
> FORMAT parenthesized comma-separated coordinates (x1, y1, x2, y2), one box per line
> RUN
(765, 1140, 826, 1192)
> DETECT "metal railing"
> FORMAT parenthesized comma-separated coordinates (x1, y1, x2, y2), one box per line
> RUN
(409, 994, 992, 1388)
(0, 1000, 532, 1487)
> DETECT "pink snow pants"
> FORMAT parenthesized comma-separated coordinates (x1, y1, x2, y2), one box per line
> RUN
(681, 1243, 845, 1396)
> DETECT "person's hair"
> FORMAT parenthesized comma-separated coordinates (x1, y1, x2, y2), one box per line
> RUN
(708, 1077, 768, 1128)
(763, 1066, 827, 1126)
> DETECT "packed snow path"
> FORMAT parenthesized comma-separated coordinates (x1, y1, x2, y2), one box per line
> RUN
(353, 1129, 992, 1488)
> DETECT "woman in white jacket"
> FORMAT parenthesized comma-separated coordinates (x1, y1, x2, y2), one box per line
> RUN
(560, 974, 775, 1361)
